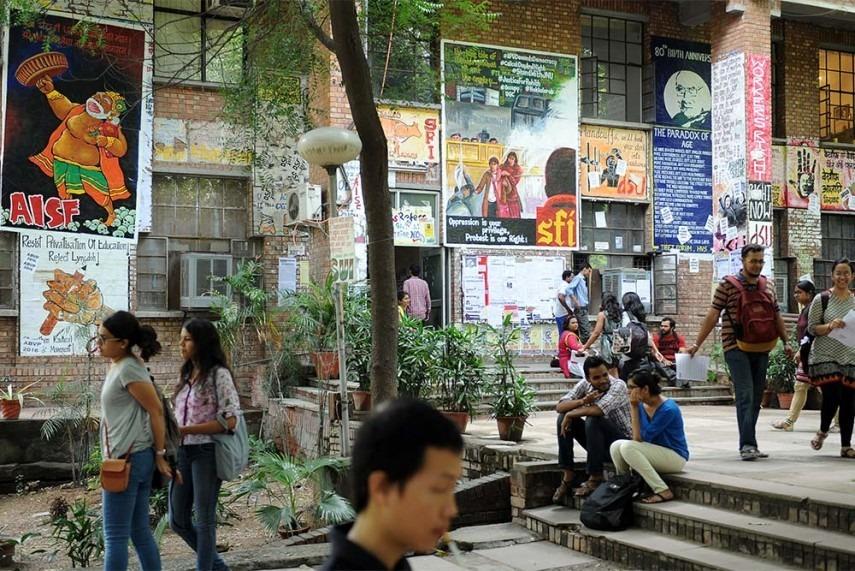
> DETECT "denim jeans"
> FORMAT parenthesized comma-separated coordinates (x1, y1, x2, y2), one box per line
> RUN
(555, 315, 568, 339)
(574, 306, 592, 343)
(725, 349, 770, 450)
(102, 448, 161, 571)
(556, 414, 625, 474)
(169, 444, 228, 571)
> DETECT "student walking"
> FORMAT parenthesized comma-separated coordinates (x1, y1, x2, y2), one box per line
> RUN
(98, 311, 171, 571)
(169, 319, 241, 571)
(580, 294, 623, 378)
(403, 265, 432, 323)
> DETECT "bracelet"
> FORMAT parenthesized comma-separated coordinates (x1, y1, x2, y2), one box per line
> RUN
(46, 90, 64, 101)
(155, 449, 166, 457)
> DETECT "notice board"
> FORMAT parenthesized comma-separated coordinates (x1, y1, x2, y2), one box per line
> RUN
(462, 255, 565, 325)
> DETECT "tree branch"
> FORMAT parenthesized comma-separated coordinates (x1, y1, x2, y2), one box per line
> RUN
(298, 0, 335, 52)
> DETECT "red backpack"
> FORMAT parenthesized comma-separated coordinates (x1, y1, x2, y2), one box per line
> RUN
(724, 275, 779, 352)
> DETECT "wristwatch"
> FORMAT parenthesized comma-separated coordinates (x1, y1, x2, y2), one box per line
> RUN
(155, 449, 167, 457)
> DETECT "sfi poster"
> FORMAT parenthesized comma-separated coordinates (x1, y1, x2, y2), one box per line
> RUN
(378, 105, 439, 168)
(442, 41, 579, 249)
(819, 149, 855, 212)
(1, 13, 152, 240)
(18, 230, 129, 356)
(579, 125, 648, 201)
(650, 37, 711, 130)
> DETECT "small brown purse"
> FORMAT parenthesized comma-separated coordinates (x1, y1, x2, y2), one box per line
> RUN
(100, 420, 132, 493)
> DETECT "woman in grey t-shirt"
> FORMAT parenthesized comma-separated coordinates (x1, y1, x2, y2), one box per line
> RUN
(98, 311, 173, 570)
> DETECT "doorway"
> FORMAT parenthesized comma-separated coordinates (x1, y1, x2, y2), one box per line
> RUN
(395, 246, 444, 327)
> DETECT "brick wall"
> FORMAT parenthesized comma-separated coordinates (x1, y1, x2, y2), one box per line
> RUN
(783, 208, 822, 279)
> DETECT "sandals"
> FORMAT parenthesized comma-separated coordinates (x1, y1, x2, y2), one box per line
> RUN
(573, 479, 602, 497)
(771, 418, 794, 431)
(641, 490, 674, 504)
(842, 447, 855, 459)
(553, 480, 572, 503)
(811, 431, 829, 451)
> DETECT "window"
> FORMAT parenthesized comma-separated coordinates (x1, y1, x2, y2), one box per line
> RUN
(813, 213, 855, 291)
(772, 209, 791, 313)
(137, 237, 168, 311)
(581, 14, 643, 122)
(653, 254, 677, 316)
(819, 49, 855, 143)
(579, 200, 646, 254)
(154, 0, 244, 83)
(0, 233, 16, 309)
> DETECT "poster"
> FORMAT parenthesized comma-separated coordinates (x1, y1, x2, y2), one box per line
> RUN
(785, 138, 819, 209)
(393, 206, 437, 247)
(745, 54, 772, 183)
(336, 160, 368, 282)
(461, 254, 565, 325)
(442, 41, 579, 249)
(277, 256, 297, 305)
(711, 52, 747, 253)
(378, 105, 439, 167)
(579, 125, 648, 200)
(328, 216, 356, 283)
(819, 149, 855, 211)
(1, 13, 152, 240)
(650, 37, 712, 130)
(652, 127, 712, 253)
(747, 181, 773, 249)
(771, 145, 786, 207)
(18, 230, 130, 356)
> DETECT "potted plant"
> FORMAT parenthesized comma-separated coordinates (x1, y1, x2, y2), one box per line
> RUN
(767, 340, 797, 409)
(234, 450, 354, 537)
(435, 325, 486, 433)
(1, 379, 42, 420)
(397, 317, 443, 400)
(345, 290, 372, 410)
(289, 273, 339, 380)
(485, 315, 536, 442)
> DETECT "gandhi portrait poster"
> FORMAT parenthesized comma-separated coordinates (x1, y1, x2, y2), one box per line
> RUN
(651, 37, 711, 131)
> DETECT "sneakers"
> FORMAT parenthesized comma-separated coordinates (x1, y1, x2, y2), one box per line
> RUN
(740, 446, 769, 461)
(771, 418, 794, 431)
(552, 480, 572, 503)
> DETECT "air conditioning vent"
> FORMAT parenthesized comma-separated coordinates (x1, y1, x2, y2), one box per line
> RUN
(180, 253, 233, 309)
(284, 184, 322, 225)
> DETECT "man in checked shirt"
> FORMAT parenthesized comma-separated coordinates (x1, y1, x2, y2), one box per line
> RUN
(552, 355, 632, 502)
(403, 265, 432, 323)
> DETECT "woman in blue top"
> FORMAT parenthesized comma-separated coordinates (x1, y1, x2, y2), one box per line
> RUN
(609, 369, 689, 504)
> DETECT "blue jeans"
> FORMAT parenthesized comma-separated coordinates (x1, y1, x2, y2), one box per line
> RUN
(725, 349, 770, 450)
(102, 448, 161, 571)
(169, 444, 228, 571)
(555, 315, 568, 338)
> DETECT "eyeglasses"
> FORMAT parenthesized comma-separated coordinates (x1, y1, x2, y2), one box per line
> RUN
(92, 334, 120, 345)
(627, 384, 639, 389)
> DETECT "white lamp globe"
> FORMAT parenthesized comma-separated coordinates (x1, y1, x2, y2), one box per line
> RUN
(297, 127, 362, 167)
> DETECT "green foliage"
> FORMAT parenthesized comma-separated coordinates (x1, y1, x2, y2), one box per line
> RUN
(0, 377, 43, 406)
(490, 374, 536, 418)
(39, 380, 99, 485)
(435, 325, 486, 417)
(344, 290, 373, 390)
(484, 315, 536, 418)
(397, 317, 443, 399)
(767, 340, 797, 393)
(707, 340, 729, 383)
(234, 451, 353, 533)
(284, 273, 339, 353)
(49, 499, 103, 568)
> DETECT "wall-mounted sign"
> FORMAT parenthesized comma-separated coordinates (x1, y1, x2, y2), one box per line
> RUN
(580, 125, 648, 201)
(650, 37, 711, 130)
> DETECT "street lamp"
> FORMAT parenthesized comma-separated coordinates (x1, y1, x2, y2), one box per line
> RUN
(297, 127, 362, 219)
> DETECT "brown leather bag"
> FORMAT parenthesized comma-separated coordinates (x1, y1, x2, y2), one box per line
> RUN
(100, 420, 132, 493)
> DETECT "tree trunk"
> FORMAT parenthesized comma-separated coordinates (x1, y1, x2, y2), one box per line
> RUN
(329, 1, 398, 404)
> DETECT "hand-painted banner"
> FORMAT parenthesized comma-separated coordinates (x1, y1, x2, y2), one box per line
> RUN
(442, 41, 579, 249)
(820, 148, 855, 211)
(785, 138, 819, 209)
(580, 125, 648, 201)
(745, 54, 772, 182)
(712, 52, 747, 253)
(1, 13, 152, 240)
(771, 145, 786, 207)
(378, 105, 439, 167)
(19, 230, 129, 356)
(650, 37, 712, 130)
(652, 127, 713, 253)
(393, 205, 437, 247)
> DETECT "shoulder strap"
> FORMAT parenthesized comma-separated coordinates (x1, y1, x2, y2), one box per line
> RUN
(102, 418, 112, 460)
(724, 275, 744, 291)
(821, 290, 831, 321)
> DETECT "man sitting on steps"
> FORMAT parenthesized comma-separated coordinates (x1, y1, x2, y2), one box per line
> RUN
(553, 355, 632, 502)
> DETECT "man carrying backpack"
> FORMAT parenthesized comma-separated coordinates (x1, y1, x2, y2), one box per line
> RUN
(689, 244, 792, 461)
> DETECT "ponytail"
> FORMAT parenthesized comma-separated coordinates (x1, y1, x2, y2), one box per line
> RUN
(102, 310, 162, 362)
(136, 324, 162, 361)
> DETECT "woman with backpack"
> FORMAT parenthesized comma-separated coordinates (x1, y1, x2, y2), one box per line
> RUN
(558, 316, 585, 378)
(610, 368, 689, 504)
(170, 318, 241, 570)
(618, 292, 667, 381)
(579, 293, 623, 378)
(808, 258, 855, 457)
(98, 310, 171, 570)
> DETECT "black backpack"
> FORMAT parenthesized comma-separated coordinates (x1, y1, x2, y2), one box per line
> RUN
(613, 313, 649, 360)
(799, 291, 831, 367)
(580, 474, 643, 531)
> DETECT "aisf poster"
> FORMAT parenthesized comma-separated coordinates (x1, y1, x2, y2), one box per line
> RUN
(441, 41, 579, 249)
(1, 13, 152, 240)
(18, 230, 129, 356)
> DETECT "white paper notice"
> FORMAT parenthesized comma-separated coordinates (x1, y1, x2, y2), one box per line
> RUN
(595, 211, 607, 228)
(21, 253, 39, 272)
(725, 226, 738, 242)
(689, 257, 700, 273)
(278, 257, 297, 305)
(828, 310, 855, 347)
(677, 225, 691, 244)
(661, 206, 674, 224)
(808, 193, 821, 214)
(588, 172, 601, 190)
(633, 245, 643, 253)
(676, 354, 710, 382)
(615, 160, 628, 176)
(716, 257, 730, 280)
(729, 250, 743, 276)
(615, 236, 624, 249)
(594, 241, 610, 251)
(719, 217, 729, 235)
(704, 215, 716, 233)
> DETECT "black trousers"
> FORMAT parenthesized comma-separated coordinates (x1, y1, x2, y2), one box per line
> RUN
(556, 414, 625, 474)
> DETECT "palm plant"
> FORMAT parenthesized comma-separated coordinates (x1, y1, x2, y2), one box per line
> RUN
(344, 290, 372, 390)
(397, 317, 443, 399)
(436, 325, 486, 417)
(40, 379, 99, 485)
(234, 451, 354, 534)
(286, 273, 338, 353)
(484, 314, 536, 419)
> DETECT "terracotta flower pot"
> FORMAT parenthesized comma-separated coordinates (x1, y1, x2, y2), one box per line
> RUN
(441, 411, 469, 434)
(0, 399, 21, 420)
(496, 416, 527, 442)
(278, 525, 310, 539)
(777, 392, 795, 409)
(760, 389, 774, 409)
(311, 351, 339, 380)
(351, 390, 372, 411)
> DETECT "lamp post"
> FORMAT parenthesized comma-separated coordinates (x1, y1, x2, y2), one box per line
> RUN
(297, 127, 362, 219)
(296, 127, 362, 456)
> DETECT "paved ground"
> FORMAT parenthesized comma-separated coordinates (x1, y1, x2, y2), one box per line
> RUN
(465, 405, 855, 496)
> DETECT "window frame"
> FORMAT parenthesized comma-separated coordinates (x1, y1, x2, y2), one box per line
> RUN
(136, 236, 169, 312)
(819, 48, 855, 143)
(151, 174, 250, 240)
(0, 232, 17, 310)
(578, 199, 647, 255)
(813, 213, 855, 292)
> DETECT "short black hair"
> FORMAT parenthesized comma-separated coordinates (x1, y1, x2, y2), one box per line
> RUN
(628, 368, 663, 395)
(661, 317, 676, 330)
(350, 399, 463, 513)
(409, 265, 421, 277)
(397, 290, 408, 302)
(832, 257, 853, 274)
(583, 355, 609, 378)
(741, 243, 765, 259)
(562, 270, 574, 280)
(581, 263, 593, 270)
(794, 280, 816, 297)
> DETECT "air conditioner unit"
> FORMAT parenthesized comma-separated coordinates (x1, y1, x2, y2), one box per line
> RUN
(284, 184, 322, 225)
(180, 253, 233, 309)
(207, 0, 252, 17)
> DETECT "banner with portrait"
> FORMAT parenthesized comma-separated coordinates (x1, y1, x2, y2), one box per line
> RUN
(650, 37, 711, 130)
(1, 13, 152, 241)
(441, 41, 579, 249)
(579, 125, 648, 201)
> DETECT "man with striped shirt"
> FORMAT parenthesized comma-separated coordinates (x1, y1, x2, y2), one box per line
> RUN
(688, 244, 792, 461)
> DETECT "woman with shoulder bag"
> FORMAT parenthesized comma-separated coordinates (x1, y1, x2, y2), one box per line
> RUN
(98, 311, 172, 570)
(808, 259, 855, 457)
(170, 319, 241, 571)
